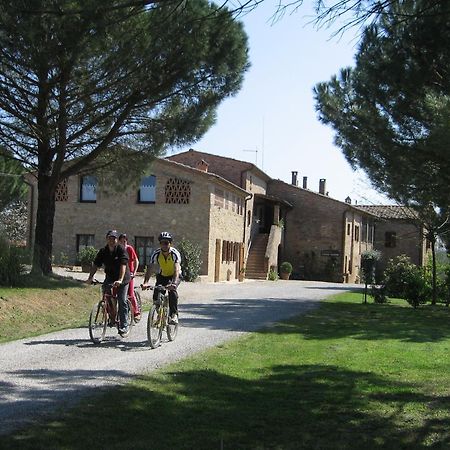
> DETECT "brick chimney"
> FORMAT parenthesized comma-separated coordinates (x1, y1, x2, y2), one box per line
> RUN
(319, 178, 326, 195)
(302, 176, 308, 189)
(196, 159, 209, 172)
(291, 171, 298, 186)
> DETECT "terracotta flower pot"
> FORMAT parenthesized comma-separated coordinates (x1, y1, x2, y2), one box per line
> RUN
(280, 272, 290, 280)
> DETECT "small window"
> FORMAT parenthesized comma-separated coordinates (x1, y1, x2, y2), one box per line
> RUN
(347, 223, 351, 235)
(247, 210, 251, 226)
(385, 232, 396, 248)
(138, 175, 156, 203)
(354, 225, 360, 242)
(76, 234, 95, 254)
(80, 175, 97, 202)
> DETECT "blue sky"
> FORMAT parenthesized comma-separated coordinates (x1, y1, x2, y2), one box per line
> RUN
(173, 1, 393, 205)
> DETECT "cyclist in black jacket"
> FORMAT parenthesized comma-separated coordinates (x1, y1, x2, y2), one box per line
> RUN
(87, 230, 131, 336)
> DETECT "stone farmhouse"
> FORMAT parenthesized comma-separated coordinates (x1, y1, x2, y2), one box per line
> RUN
(27, 157, 249, 282)
(356, 205, 430, 275)
(26, 148, 428, 283)
(168, 150, 378, 284)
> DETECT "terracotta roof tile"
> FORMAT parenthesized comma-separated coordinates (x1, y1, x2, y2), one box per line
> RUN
(357, 205, 418, 220)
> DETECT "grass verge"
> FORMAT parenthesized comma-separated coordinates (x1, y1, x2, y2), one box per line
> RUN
(1, 292, 450, 449)
(0, 274, 100, 342)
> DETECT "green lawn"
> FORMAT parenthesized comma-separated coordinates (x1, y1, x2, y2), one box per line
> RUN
(0, 274, 97, 342)
(1, 292, 450, 449)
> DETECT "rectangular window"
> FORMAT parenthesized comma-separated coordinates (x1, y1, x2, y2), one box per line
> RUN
(385, 232, 397, 248)
(135, 236, 154, 270)
(347, 223, 351, 235)
(76, 234, 95, 254)
(354, 225, 360, 242)
(361, 219, 368, 242)
(214, 188, 224, 208)
(80, 175, 97, 202)
(138, 175, 156, 203)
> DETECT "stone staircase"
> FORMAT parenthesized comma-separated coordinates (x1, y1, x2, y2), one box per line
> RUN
(245, 234, 269, 280)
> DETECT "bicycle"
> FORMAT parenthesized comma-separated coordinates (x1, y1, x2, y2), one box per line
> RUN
(144, 285, 178, 348)
(88, 280, 135, 344)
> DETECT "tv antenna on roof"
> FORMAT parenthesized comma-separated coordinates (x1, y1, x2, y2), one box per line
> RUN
(243, 147, 258, 166)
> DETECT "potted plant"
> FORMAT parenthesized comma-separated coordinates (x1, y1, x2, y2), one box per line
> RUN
(279, 261, 293, 280)
(78, 246, 97, 273)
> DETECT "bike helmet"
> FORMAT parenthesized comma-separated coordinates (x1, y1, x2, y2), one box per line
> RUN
(158, 231, 173, 242)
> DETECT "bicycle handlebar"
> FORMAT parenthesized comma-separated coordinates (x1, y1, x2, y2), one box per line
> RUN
(141, 284, 175, 291)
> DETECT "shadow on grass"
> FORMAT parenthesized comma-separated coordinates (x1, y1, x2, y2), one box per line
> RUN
(17, 273, 86, 290)
(2, 364, 449, 449)
(280, 300, 450, 343)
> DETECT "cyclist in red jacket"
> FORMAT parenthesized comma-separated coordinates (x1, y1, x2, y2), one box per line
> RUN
(118, 233, 141, 321)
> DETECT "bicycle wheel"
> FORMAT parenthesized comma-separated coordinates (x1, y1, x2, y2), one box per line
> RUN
(147, 304, 163, 348)
(89, 300, 107, 344)
(166, 309, 178, 342)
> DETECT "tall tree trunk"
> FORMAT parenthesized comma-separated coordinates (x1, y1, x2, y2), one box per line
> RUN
(31, 176, 56, 275)
(431, 238, 437, 306)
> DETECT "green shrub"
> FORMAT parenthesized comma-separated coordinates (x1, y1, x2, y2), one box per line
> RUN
(403, 266, 429, 308)
(268, 268, 279, 281)
(178, 237, 203, 282)
(383, 254, 429, 307)
(280, 261, 293, 274)
(383, 255, 418, 298)
(370, 284, 388, 304)
(0, 237, 26, 286)
(77, 246, 97, 266)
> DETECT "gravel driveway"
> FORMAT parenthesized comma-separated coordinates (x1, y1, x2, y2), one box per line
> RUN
(0, 275, 356, 436)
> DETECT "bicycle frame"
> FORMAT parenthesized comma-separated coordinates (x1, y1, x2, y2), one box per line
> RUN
(146, 285, 178, 348)
(88, 281, 134, 344)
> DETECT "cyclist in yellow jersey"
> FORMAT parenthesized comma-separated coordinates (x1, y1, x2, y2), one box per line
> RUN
(142, 231, 181, 324)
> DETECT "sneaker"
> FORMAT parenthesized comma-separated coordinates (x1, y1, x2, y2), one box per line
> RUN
(118, 327, 129, 337)
(169, 314, 178, 325)
(134, 313, 141, 323)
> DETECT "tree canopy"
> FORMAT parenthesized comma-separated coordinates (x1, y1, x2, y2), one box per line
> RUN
(0, 0, 249, 274)
(0, 150, 27, 210)
(314, 0, 450, 210)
